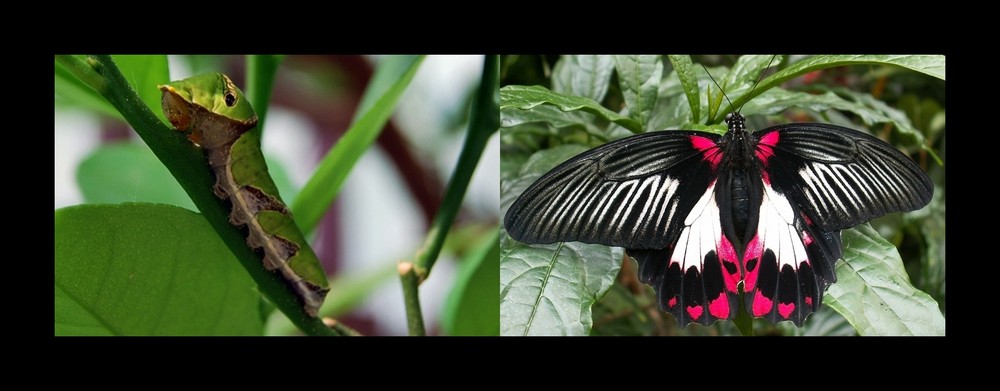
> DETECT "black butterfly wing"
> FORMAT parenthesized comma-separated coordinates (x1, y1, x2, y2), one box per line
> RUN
(761, 123, 933, 231)
(740, 123, 933, 325)
(505, 130, 743, 326)
(505, 131, 717, 249)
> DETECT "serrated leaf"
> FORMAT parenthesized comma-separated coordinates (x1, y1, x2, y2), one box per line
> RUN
(667, 55, 699, 123)
(501, 103, 608, 138)
(614, 55, 663, 131)
(742, 88, 925, 147)
(55, 204, 263, 336)
(824, 224, 946, 336)
(552, 55, 615, 103)
(501, 85, 642, 134)
(709, 55, 945, 124)
(500, 232, 623, 336)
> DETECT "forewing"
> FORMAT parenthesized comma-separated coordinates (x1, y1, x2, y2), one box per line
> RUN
(504, 131, 718, 249)
(757, 123, 933, 232)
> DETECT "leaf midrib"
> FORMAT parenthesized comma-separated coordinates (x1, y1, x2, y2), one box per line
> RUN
(523, 242, 564, 336)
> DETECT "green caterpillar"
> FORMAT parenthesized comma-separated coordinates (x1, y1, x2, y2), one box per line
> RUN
(159, 73, 329, 316)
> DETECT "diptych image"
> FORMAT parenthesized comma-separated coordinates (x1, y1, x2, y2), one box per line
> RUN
(55, 55, 944, 336)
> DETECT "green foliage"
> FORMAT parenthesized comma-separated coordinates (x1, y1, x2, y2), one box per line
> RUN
(55, 204, 263, 335)
(499, 54, 946, 336)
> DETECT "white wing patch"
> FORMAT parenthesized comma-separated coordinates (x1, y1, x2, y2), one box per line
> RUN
(671, 181, 722, 273)
(745, 183, 813, 319)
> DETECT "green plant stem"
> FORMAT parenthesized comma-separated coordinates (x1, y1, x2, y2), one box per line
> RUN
(245, 55, 284, 140)
(399, 55, 499, 336)
(411, 55, 500, 280)
(399, 262, 426, 336)
(733, 289, 754, 336)
(58, 54, 338, 336)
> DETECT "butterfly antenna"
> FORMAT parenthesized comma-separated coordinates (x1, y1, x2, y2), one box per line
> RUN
(699, 58, 736, 118)
(738, 54, 778, 115)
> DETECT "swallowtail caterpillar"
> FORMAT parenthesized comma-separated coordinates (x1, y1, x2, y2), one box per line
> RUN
(159, 73, 329, 316)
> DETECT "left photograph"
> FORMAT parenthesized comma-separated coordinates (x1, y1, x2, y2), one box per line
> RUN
(54, 55, 499, 336)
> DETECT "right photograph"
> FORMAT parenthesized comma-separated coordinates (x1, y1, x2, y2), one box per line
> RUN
(499, 55, 945, 336)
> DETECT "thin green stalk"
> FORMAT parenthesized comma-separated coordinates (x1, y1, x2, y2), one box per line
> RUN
(399, 55, 499, 336)
(399, 262, 426, 336)
(293, 55, 425, 233)
(58, 54, 338, 336)
(734, 289, 754, 336)
(411, 55, 500, 279)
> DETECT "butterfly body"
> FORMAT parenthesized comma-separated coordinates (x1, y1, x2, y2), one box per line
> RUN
(505, 113, 932, 327)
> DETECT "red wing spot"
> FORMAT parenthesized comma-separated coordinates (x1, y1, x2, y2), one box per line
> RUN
(686, 305, 704, 321)
(708, 293, 729, 319)
(668, 296, 678, 308)
(690, 135, 721, 169)
(778, 302, 796, 319)
(756, 131, 779, 158)
(802, 231, 813, 246)
(804, 296, 813, 306)
(752, 290, 773, 317)
(718, 235, 741, 293)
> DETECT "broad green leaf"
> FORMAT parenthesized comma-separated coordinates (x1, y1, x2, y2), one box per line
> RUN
(442, 230, 500, 336)
(501, 85, 642, 134)
(787, 54, 946, 81)
(667, 55, 699, 123)
(824, 224, 946, 336)
(500, 232, 623, 336)
(826, 86, 930, 148)
(552, 55, 615, 103)
(293, 55, 424, 234)
(77, 142, 195, 210)
(111, 55, 170, 124)
(55, 204, 263, 336)
(614, 55, 662, 131)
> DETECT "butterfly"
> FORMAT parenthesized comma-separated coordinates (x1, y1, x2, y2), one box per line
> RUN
(503, 60, 934, 327)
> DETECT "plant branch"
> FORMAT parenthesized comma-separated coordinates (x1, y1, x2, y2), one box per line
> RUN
(399, 262, 426, 336)
(61, 54, 338, 336)
(399, 55, 499, 336)
(411, 55, 500, 279)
